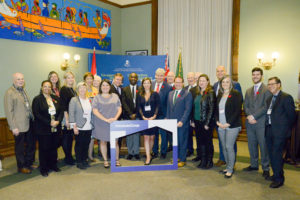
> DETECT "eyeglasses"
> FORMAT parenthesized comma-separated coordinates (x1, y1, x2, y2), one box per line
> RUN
(267, 83, 278, 86)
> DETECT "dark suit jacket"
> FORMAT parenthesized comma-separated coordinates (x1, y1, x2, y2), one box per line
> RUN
(166, 89, 193, 128)
(152, 81, 172, 118)
(32, 94, 63, 134)
(215, 89, 243, 128)
(121, 85, 138, 120)
(213, 80, 243, 100)
(266, 90, 296, 137)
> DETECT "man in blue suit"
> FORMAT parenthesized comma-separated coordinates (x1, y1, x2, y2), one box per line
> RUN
(152, 68, 172, 159)
(213, 65, 243, 167)
(166, 76, 193, 167)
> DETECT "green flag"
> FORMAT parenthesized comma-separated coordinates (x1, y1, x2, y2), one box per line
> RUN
(176, 52, 183, 78)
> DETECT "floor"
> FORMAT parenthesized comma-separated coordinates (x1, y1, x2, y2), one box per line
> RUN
(0, 139, 299, 200)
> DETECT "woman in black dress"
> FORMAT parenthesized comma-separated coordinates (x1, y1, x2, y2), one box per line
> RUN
(32, 80, 63, 177)
(137, 78, 160, 165)
(60, 71, 77, 165)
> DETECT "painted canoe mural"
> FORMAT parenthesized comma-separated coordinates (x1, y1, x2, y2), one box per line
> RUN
(0, 0, 111, 51)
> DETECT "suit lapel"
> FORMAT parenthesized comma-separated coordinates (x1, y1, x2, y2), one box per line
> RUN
(174, 90, 184, 106)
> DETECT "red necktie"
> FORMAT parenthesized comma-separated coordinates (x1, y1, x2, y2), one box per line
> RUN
(156, 84, 160, 93)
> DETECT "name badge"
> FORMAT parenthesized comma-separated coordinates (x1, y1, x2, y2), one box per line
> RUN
(220, 109, 225, 114)
(267, 109, 272, 115)
(145, 105, 151, 111)
(83, 113, 89, 118)
(25, 102, 29, 108)
(48, 107, 56, 115)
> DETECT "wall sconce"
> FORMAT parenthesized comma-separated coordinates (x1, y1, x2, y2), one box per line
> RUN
(61, 53, 81, 71)
(256, 52, 279, 70)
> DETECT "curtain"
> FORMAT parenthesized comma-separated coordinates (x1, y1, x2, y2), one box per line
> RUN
(158, 0, 233, 82)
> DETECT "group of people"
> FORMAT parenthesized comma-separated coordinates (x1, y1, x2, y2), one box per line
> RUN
(3, 65, 296, 189)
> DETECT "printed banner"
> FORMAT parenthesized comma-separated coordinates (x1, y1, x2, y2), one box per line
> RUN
(88, 54, 167, 86)
(0, 0, 111, 51)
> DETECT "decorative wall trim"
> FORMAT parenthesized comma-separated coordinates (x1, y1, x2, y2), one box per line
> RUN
(97, 0, 151, 8)
(231, 0, 240, 81)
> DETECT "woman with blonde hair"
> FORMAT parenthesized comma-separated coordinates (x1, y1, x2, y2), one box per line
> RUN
(60, 71, 77, 165)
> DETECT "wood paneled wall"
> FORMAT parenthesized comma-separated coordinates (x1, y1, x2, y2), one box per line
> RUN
(0, 118, 15, 157)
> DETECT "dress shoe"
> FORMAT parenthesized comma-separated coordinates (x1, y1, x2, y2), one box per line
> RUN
(76, 163, 86, 170)
(269, 181, 283, 188)
(192, 156, 201, 162)
(186, 151, 193, 157)
(178, 162, 186, 167)
(242, 166, 258, 171)
(262, 170, 270, 178)
(134, 155, 140, 160)
(219, 169, 227, 174)
(214, 160, 226, 167)
(151, 152, 158, 159)
(224, 172, 233, 178)
(205, 160, 213, 169)
(265, 175, 274, 181)
(160, 153, 167, 159)
(18, 168, 31, 174)
(144, 158, 152, 165)
(41, 171, 48, 177)
(64, 159, 75, 166)
(126, 154, 133, 160)
(83, 161, 91, 168)
(52, 166, 61, 172)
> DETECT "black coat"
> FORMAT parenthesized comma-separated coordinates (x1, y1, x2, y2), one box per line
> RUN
(121, 85, 138, 119)
(32, 94, 63, 134)
(190, 87, 216, 127)
(215, 89, 243, 128)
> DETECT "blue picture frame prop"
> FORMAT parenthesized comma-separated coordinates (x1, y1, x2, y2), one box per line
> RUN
(110, 119, 178, 173)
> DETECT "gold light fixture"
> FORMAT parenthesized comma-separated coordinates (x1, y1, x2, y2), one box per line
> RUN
(256, 52, 279, 70)
(61, 52, 80, 71)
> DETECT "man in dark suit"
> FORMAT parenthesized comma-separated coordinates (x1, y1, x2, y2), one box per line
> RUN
(121, 73, 140, 160)
(166, 71, 175, 152)
(213, 65, 242, 167)
(243, 67, 271, 178)
(166, 76, 193, 167)
(184, 72, 197, 157)
(265, 77, 296, 188)
(152, 68, 172, 159)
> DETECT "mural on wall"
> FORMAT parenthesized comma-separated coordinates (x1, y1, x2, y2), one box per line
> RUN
(0, 0, 111, 51)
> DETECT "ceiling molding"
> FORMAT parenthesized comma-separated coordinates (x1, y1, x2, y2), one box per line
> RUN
(97, 0, 151, 8)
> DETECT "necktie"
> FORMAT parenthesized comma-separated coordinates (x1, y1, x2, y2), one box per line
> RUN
(156, 83, 160, 93)
(254, 85, 258, 97)
(117, 87, 121, 95)
(268, 95, 277, 124)
(131, 86, 135, 99)
(173, 90, 178, 104)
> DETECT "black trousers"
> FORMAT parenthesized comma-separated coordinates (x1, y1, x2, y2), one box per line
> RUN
(14, 123, 36, 169)
(266, 125, 287, 183)
(75, 130, 91, 164)
(62, 129, 74, 162)
(195, 120, 214, 158)
(37, 133, 59, 173)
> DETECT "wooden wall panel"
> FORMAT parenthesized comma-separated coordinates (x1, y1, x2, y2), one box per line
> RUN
(0, 118, 15, 157)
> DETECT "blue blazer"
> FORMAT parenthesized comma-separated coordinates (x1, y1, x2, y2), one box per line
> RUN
(166, 89, 193, 128)
(152, 81, 172, 118)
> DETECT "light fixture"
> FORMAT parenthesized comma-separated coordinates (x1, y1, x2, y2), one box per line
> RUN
(256, 52, 279, 70)
(61, 53, 80, 71)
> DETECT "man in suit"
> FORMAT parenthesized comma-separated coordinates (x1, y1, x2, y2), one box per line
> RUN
(166, 76, 193, 167)
(265, 77, 296, 188)
(213, 65, 243, 167)
(4, 73, 36, 174)
(152, 68, 172, 159)
(167, 71, 175, 88)
(184, 72, 197, 157)
(121, 73, 140, 160)
(243, 67, 271, 178)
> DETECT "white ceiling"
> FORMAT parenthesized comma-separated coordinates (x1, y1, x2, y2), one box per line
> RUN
(107, 0, 150, 6)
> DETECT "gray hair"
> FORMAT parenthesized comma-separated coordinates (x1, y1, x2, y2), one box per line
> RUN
(155, 68, 165, 75)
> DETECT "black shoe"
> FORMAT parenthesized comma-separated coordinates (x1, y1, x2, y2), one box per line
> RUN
(83, 161, 91, 168)
(41, 171, 48, 177)
(144, 158, 152, 165)
(265, 175, 274, 181)
(167, 146, 173, 152)
(52, 166, 61, 172)
(192, 156, 201, 162)
(186, 151, 193, 157)
(151, 152, 158, 159)
(160, 153, 166, 159)
(64, 158, 75, 166)
(126, 154, 133, 160)
(219, 169, 227, 174)
(134, 155, 140, 160)
(262, 170, 270, 178)
(269, 181, 283, 188)
(197, 159, 207, 169)
(224, 173, 233, 178)
(77, 163, 86, 170)
(205, 160, 213, 169)
(242, 166, 258, 171)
